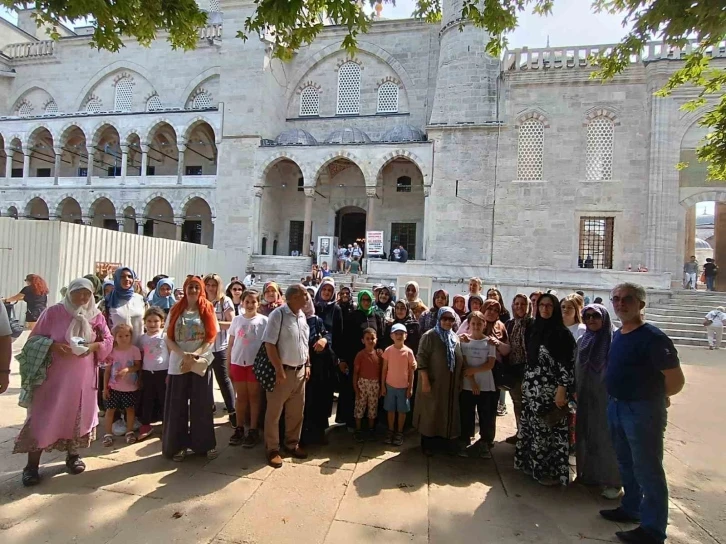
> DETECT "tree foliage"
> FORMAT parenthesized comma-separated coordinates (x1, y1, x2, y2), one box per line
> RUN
(4, 0, 726, 178)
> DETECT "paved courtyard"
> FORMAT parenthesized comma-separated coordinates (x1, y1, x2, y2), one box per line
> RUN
(0, 334, 723, 544)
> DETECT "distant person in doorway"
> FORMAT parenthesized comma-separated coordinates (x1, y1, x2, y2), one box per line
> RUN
(3, 274, 49, 329)
(683, 256, 698, 289)
(703, 258, 718, 291)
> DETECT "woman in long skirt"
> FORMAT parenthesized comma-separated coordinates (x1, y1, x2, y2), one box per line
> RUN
(576, 303, 622, 498)
(163, 276, 219, 461)
(14, 278, 113, 486)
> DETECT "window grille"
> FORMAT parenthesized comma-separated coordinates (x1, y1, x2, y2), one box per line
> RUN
(208, 0, 220, 11)
(377, 82, 399, 113)
(578, 217, 614, 269)
(299, 87, 320, 117)
(146, 95, 163, 112)
(336, 62, 361, 115)
(17, 103, 32, 116)
(396, 176, 412, 193)
(586, 117, 614, 181)
(516, 119, 544, 180)
(114, 78, 134, 112)
(192, 91, 213, 109)
(44, 101, 58, 113)
(391, 223, 417, 260)
(85, 99, 102, 113)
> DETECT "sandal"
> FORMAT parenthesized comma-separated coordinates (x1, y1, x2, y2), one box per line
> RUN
(206, 448, 219, 460)
(125, 431, 137, 445)
(172, 449, 187, 462)
(102, 433, 114, 447)
(22, 466, 40, 487)
(66, 455, 86, 475)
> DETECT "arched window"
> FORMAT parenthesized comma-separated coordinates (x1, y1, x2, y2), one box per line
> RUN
(337, 62, 361, 115)
(44, 101, 58, 113)
(114, 77, 134, 111)
(261, 236, 267, 255)
(396, 176, 412, 193)
(585, 116, 614, 181)
(146, 95, 163, 112)
(85, 99, 102, 113)
(377, 82, 399, 113)
(192, 91, 213, 109)
(272, 239, 278, 255)
(516, 119, 545, 181)
(17, 102, 33, 117)
(299, 86, 320, 117)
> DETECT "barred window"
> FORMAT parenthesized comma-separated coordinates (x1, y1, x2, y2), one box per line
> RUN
(586, 117, 614, 181)
(192, 91, 213, 109)
(44, 101, 58, 113)
(377, 82, 399, 113)
(208, 0, 220, 11)
(516, 119, 544, 180)
(114, 77, 134, 112)
(17, 102, 33, 116)
(146, 95, 163, 111)
(299, 87, 319, 117)
(578, 217, 614, 269)
(336, 62, 361, 115)
(396, 176, 411, 193)
(85, 99, 102, 113)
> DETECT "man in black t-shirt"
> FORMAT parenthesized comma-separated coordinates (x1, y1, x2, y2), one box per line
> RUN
(600, 283, 685, 544)
(703, 258, 718, 292)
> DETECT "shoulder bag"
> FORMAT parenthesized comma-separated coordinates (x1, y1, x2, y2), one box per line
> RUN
(253, 311, 285, 392)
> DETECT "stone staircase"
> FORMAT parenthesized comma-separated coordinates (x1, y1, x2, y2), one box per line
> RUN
(644, 290, 726, 347)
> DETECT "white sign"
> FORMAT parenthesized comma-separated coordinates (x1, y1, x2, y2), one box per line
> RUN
(366, 231, 384, 256)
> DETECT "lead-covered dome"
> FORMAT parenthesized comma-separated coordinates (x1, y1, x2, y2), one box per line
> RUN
(381, 124, 426, 143)
(275, 129, 318, 146)
(324, 127, 371, 145)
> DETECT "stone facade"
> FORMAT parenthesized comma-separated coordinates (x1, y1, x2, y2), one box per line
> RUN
(1, 0, 725, 286)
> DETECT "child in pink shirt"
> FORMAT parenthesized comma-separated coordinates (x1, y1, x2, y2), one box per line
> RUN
(103, 323, 141, 447)
(381, 324, 417, 446)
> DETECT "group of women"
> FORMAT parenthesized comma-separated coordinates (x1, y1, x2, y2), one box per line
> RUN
(8, 270, 620, 497)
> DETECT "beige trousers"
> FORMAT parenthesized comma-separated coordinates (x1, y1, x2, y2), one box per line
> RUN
(264, 366, 306, 453)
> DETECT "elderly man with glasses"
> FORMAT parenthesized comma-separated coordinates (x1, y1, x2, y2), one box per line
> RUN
(599, 283, 685, 544)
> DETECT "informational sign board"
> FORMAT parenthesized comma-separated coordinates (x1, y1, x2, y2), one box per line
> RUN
(317, 236, 337, 269)
(366, 231, 384, 256)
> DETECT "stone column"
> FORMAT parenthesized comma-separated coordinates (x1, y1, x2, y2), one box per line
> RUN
(81, 215, 91, 226)
(140, 144, 149, 184)
(22, 153, 30, 186)
(422, 185, 432, 260)
(176, 144, 185, 185)
(53, 147, 62, 186)
(4, 148, 14, 180)
(86, 146, 95, 186)
(252, 186, 263, 254)
(115, 213, 125, 232)
(684, 205, 696, 262)
(714, 203, 726, 291)
(120, 144, 129, 185)
(302, 187, 314, 256)
(174, 217, 185, 241)
(366, 186, 377, 234)
(137, 219, 145, 236)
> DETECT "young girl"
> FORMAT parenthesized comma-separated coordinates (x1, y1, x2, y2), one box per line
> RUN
(353, 329, 382, 443)
(459, 311, 498, 459)
(137, 307, 169, 440)
(103, 323, 142, 446)
(226, 290, 268, 447)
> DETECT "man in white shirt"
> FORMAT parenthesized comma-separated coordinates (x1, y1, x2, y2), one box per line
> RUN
(242, 273, 256, 288)
(262, 284, 310, 468)
(0, 306, 12, 394)
(704, 306, 726, 350)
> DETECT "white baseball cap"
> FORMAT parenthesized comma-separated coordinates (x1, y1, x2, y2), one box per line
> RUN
(391, 324, 407, 333)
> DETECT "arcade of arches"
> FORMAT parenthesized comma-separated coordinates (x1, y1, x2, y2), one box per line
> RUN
(257, 156, 425, 262)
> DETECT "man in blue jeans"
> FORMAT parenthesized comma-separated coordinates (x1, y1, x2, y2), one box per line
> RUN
(601, 283, 685, 544)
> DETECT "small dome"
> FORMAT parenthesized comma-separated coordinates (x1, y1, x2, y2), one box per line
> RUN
(696, 213, 714, 227)
(695, 237, 712, 250)
(275, 129, 318, 146)
(324, 127, 371, 145)
(381, 124, 426, 143)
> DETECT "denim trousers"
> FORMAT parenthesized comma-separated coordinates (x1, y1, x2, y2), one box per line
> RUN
(607, 397, 668, 542)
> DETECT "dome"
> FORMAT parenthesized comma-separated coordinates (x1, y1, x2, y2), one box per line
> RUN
(275, 129, 318, 146)
(695, 237, 712, 250)
(381, 124, 426, 143)
(696, 213, 714, 227)
(324, 127, 371, 145)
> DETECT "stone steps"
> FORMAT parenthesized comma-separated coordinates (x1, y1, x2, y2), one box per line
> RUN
(641, 290, 725, 347)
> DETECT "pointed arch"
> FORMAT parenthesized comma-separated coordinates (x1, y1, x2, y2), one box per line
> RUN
(372, 149, 428, 185)
(90, 121, 122, 146)
(181, 116, 219, 143)
(142, 191, 179, 217)
(177, 67, 221, 107)
(181, 194, 215, 217)
(258, 151, 313, 186)
(144, 119, 180, 145)
(73, 61, 158, 111)
(88, 193, 118, 216)
(311, 150, 369, 186)
(24, 123, 56, 149)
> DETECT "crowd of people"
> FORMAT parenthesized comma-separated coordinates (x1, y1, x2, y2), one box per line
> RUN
(0, 270, 689, 544)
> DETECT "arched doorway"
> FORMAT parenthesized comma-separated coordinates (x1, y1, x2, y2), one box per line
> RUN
(90, 197, 118, 230)
(335, 206, 366, 249)
(183, 197, 214, 247)
(143, 197, 175, 239)
(25, 197, 49, 220)
(57, 197, 83, 223)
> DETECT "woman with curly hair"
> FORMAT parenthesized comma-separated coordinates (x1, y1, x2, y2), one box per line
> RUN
(4, 274, 49, 329)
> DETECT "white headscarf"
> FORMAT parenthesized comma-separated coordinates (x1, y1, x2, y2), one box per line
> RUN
(63, 278, 101, 343)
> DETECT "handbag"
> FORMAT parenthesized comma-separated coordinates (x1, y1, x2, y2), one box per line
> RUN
(493, 359, 524, 391)
(538, 403, 570, 428)
(253, 312, 284, 392)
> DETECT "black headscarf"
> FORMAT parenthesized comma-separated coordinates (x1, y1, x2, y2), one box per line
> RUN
(526, 292, 575, 366)
(376, 286, 393, 313)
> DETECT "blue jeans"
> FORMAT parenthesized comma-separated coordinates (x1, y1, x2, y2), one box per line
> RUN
(706, 276, 715, 291)
(607, 398, 668, 542)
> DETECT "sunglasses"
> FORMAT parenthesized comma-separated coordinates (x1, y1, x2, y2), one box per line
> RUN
(583, 313, 602, 320)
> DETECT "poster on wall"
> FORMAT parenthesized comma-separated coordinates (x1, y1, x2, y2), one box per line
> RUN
(317, 236, 337, 269)
(366, 231, 384, 256)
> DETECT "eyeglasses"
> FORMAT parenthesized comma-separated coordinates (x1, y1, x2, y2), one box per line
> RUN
(583, 313, 602, 321)
(231, 287, 244, 292)
(611, 295, 636, 304)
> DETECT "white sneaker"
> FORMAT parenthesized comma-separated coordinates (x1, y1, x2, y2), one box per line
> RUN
(601, 487, 623, 500)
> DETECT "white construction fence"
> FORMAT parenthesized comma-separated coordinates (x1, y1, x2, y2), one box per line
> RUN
(0, 218, 230, 307)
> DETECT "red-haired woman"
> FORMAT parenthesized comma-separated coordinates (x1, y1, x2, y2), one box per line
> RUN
(163, 276, 219, 462)
(4, 274, 49, 330)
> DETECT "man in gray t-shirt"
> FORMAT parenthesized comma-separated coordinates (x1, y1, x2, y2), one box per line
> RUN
(683, 256, 698, 289)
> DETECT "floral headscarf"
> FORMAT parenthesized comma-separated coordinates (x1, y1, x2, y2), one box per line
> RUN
(434, 306, 457, 373)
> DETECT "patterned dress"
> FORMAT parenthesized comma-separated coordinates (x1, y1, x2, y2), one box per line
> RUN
(514, 344, 575, 485)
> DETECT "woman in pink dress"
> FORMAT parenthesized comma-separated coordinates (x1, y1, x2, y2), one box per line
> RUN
(14, 277, 113, 486)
